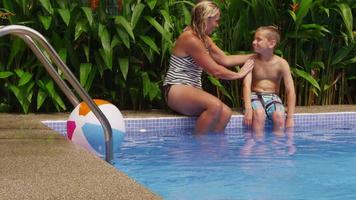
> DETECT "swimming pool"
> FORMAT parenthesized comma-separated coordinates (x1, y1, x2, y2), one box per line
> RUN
(44, 112, 356, 200)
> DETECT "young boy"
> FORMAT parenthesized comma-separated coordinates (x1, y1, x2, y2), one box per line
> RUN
(243, 26, 296, 133)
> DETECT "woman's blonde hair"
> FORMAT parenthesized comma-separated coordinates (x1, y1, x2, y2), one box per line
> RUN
(190, 1, 220, 47)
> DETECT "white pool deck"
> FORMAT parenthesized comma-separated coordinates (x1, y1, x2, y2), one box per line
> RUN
(1, 105, 356, 199)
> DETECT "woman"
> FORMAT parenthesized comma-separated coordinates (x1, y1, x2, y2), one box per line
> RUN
(163, 1, 254, 134)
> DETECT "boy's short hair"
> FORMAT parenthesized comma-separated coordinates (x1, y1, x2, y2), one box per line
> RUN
(256, 25, 281, 45)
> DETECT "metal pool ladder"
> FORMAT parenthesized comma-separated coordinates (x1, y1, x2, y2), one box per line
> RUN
(0, 25, 113, 163)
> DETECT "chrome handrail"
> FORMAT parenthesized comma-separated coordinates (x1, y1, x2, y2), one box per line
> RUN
(0, 25, 113, 163)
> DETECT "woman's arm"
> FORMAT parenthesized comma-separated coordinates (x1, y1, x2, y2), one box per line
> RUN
(179, 32, 253, 80)
(207, 37, 254, 67)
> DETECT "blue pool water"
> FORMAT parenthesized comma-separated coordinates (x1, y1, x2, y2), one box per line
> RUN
(114, 123, 356, 200)
(42, 113, 356, 199)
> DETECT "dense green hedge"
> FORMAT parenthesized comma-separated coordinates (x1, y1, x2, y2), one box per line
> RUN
(0, 0, 355, 113)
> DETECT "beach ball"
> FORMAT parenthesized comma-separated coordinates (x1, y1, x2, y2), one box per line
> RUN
(66, 99, 125, 157)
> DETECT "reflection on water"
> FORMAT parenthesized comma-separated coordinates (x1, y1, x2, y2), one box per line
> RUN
(240, 127, 297, 157)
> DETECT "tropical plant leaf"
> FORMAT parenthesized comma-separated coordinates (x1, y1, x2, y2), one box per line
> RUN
(331, 47, 352, 66)
(74, 20, 88, 40)
(80, 63, 92, 87)
(295, 0, 313, 28)
(81, 7, 93, 27)
(146, 0, 157, 10)
(39, 0, 54, 14)
(336, 3, 354, 41)
(57, 8, 70, 26)
(119, 57, 129, 80)
(207, 76, 232, 101)
(115, 16, 135, 41)
(139, 35, 160, 54)
(293, 68, 320, 91)
(36, 88, 48, 110)
(0, 71, 14, 79)
(131, 3, 145, 30)
(116, 28, 130, 49)
(16, 70, 33, 87)
(144, 16, 172, 43)
(38, 15, 52, 30)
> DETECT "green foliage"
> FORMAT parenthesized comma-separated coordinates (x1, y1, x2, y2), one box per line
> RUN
(0, 0, 355, 113)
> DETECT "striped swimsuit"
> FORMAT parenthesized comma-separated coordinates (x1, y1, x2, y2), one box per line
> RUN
(163, 55, 203, 101)
(163, 55, 203, 88)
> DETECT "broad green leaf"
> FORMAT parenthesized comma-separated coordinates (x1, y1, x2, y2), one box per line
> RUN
(80, 63, 92, 87)
(58, 48, 67, 64)
(144, 16, 172, 43)
(74, 20, 88, 40)
(139, 35, 159, 54)
(119, 57, 129, 80)
(295, 0, 313, 28)
(140, 44, 154, 64)
(98, 23, 111, 54)
(81, 7, 93, 27)
(160, 10, 173, 30)
(44, 79, 66, 110)
(336, 3, 354, 41)
(58, 8, 70, 26)
(146, 0, 157, 10)
(9, 82, 34, 113)
(141, 72, 150, 97)
(288, 10, 297, 22)
(39, 0, 54, 14)
(293, 68, 320, 91)
(38, 15, 52, 30)
(181, 3, 191, 25)
(115, 16, 135, 41)
(8, 37, 24, 67)
(17, 71, 33, 87)
(331, 47, 352, 66)
(148, 82, 160, 101)
(99, 48, 113, 70)
(116, 28, 130, 49)
(343, 55, 356, 65)
(0, 71, 14, 78)
(207, 76, 232, 101)
(83, 45, 90, 62)
(36, 88, 48, 110)
(310, 61, 325, 70)
(111, 35, 120, 49)
(131, 3, 145, 29)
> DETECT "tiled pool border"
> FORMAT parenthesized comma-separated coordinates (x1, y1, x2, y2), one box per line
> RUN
(43, 112, 356, 136)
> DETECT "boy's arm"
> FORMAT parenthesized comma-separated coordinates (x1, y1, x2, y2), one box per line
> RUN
(243, 72, 253, 126)
(281, 60, 296, 127)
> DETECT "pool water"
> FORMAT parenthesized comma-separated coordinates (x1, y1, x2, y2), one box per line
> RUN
(114, 123, 356, 200)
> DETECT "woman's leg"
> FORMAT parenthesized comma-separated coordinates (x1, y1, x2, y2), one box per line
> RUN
(166, 85, 226, 134)
(212, 104, 232, 133)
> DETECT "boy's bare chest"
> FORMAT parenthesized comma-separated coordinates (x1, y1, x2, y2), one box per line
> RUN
(253, 61, 281, 80)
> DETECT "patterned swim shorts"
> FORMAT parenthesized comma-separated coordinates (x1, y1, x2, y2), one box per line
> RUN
(251, 92, 285, 119)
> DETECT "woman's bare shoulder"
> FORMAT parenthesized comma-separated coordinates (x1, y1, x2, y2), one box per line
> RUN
(174, 30, 204, 56)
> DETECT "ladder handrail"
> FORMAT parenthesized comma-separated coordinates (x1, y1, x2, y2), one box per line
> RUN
(0, 25, 113, 163)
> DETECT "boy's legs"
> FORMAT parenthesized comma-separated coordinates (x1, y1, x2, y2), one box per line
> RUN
(265, 95, 286, 136)
(251, 98, 267, 134)
(271, 111, 285, 136)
